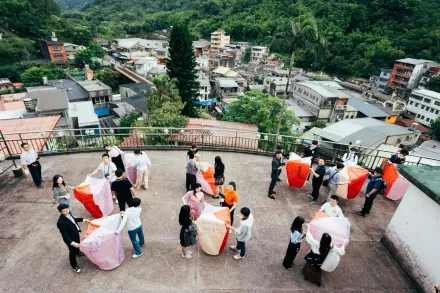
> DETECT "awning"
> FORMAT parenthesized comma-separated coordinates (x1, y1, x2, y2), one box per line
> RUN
(94, 107, 110, 117)
(194, 99, 212, 106)
(215, 106, 223, 114)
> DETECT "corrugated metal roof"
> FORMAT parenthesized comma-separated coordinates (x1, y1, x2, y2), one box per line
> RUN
(26, 89, 69, 112)
(319, 118, 415, 147)
(123, 94, 147, 113)
(218, 79, 239, 88)
(347, 98, 388, 118)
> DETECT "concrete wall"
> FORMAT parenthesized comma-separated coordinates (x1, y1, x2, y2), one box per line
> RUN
(381, 183, 440, 293)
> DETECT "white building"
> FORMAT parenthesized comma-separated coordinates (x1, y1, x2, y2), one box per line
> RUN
(68, 101, 100, 134)
(113, 38, 168, 53)
(134, 57, 159, 77)
(369, 68, 391, 92)
(406, 89, 440, 126)
(197, 73, 210, 101)
(290, 81, 350, 123)
(64, 43, 86, 61)
(251, 46, 269, 62)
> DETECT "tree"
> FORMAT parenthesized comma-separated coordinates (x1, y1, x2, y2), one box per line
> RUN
(87, 41, 105, 58)
(428, 76, 440, 93)
(20, 63, 65, 86)
(222, 90, 298, 135)
(149, 101, 188, 128)
(430, 117, 440, 140)
(0, 38, 36, 66)
(166, 23, 199, 117)
(314, 120, 326, 128)
(118, 111, 141, 135)
(74, 48, 93, 67)
(144, 75, 181, 123)
(271, 14, 326, 146)
(94, 68, 121, 91)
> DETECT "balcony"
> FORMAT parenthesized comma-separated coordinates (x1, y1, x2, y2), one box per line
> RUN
(0, 127, 431, 291)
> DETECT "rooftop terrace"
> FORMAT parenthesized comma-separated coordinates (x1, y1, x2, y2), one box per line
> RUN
(0, 150, 419, 292)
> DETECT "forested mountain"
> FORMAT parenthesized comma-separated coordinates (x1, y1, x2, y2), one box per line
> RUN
(2, 0, 440, 79)
(57, 0, 91, 10)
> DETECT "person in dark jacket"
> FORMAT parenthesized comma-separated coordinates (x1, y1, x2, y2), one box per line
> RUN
(283, 216, 305, 269)
(104, 144, 125, 172)
(56, 203, 89, 273)
(273, 146, 284, 182)
(356, 167, 384, 217)
(179, 205, 194, 259)
(388, 149, 409, 165)
(268, 150, 283, 199)
(308, 159, 326, 204)
(213, 156, 225, 199)
(303, 140, 319, 165)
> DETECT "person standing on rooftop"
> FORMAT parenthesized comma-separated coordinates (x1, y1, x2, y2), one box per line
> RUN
(268, 150, 284, 200)
(20, 142, 44, 189)
(186, 144, 198, 160)
(308, 159, 326, 204)
(273, 146, 284, 182)
(322, 163, 344, 204)
(104, 144, 125, 172)
(186, 153, 200, 192)
(213, 156, 225, 199)
(131, 150, 150, 190)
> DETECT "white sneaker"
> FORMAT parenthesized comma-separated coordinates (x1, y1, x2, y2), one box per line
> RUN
(186, 251, 193, 255)
(182, 252, 192, 259)
(230, 245, 239, 252)
(132, 253, 143, 258)
(233, 254, 244, 260)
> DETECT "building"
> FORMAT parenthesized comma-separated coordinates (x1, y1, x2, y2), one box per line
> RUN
(0, 92, 26, 102)
(0, 78, 13, 92)
(48, 79, 88, 103)
(382, 165, 440, 293)
(369, 69, 392, 92)
(119, 83, 151, 98)
(68, 101, 100, 135)
(0, 100, 26, 120)
(346, 98, 398, 123)
(251, 46, 269, 62)
(113, 38, 169, 53)
(63, 43, 86, 61)
(263, 68, 302, 94)
(210, 30, 230, 52)
(348, 78, 369, 87)
(24, 89, 69, 128)
(286, 100, 314, 132)
(193, 39, 210, 56)
(318, 117, 421, 150)
(134, 57, 160, 77)
(387, 58, 436, 99)
(197, 73, 211, 101)
(394, 118, 429, 134)
(76, 80, 112, 117)
(290, 81, 350, 123)
(0, 116, 61, 154)
(405, 88, 440, 126)
(37, 32, 67, 64)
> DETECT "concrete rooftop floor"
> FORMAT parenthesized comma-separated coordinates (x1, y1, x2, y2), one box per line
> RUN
(0, 151, 419, 292)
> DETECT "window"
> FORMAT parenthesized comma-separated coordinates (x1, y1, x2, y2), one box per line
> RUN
(53, 53, 64, 58)
(416, 114, 421, 118)
(52, 46, 60, 50)
(421, 105, 425, 110)
(93, 96, 106, 104)
(411, 95, 423, 101)
(409, 101, 413, 105)
(430, 108, 434, 113)
(436, 110, 439, 114)
(415, 103, 419, 107)
(405, 136, 410, 141)
(421, 115, 425, 119)
(424, 98, 432, 104)
(434, 101, 440, 107)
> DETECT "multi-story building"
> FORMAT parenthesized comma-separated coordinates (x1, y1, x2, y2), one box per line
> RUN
(387, 58, 437, 99)
(38, 32, 67, 64)
(251, 46, 269, 62)
(210, 30, 230, 52)
(369, 69, 392, 92)
(290, 81, 350, 123)
(406, 89, 440, 126)
(64, 43, 86, 61)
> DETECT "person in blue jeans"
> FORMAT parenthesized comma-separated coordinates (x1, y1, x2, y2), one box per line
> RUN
(227, 207, 254, 260)
(356, 167, 384, 217)
(116, 197, 144, 258)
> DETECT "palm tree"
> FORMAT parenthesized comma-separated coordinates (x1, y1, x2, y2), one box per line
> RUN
(273, 14, 327, 144)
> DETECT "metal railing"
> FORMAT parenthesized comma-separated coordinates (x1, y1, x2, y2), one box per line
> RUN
(1, 127, 439, 168)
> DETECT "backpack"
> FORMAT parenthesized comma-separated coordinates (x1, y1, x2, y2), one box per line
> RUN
(377, 178, 387, 196)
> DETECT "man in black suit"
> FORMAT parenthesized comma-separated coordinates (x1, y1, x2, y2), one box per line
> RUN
(268, 150, 284, 199)
(56, 204, 89, 273)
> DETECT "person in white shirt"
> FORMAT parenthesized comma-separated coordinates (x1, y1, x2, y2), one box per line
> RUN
(320, 195, 344, 217)
(20, 142, 44, 188)
(342, 147, 358, 166)
(131, 150, 150, 190)
(115, 198, 144, 258)
(89, 153, 117, 182)
(104, 144, 125, 172)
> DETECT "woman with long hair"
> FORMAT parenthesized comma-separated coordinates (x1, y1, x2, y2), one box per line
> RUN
(213, 156, 225, 198)
(179, 205, 194, 259)
(282, 216, 305, 269)
(182, 183, 204, 220)
(52, 175, 73, 209)
(221, 181, 238, 233)
(301, 226, 346, 287)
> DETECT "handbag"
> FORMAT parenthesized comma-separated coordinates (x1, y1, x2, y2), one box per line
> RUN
(322, 170, 338, 187)
(304, 250, 324, 267)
